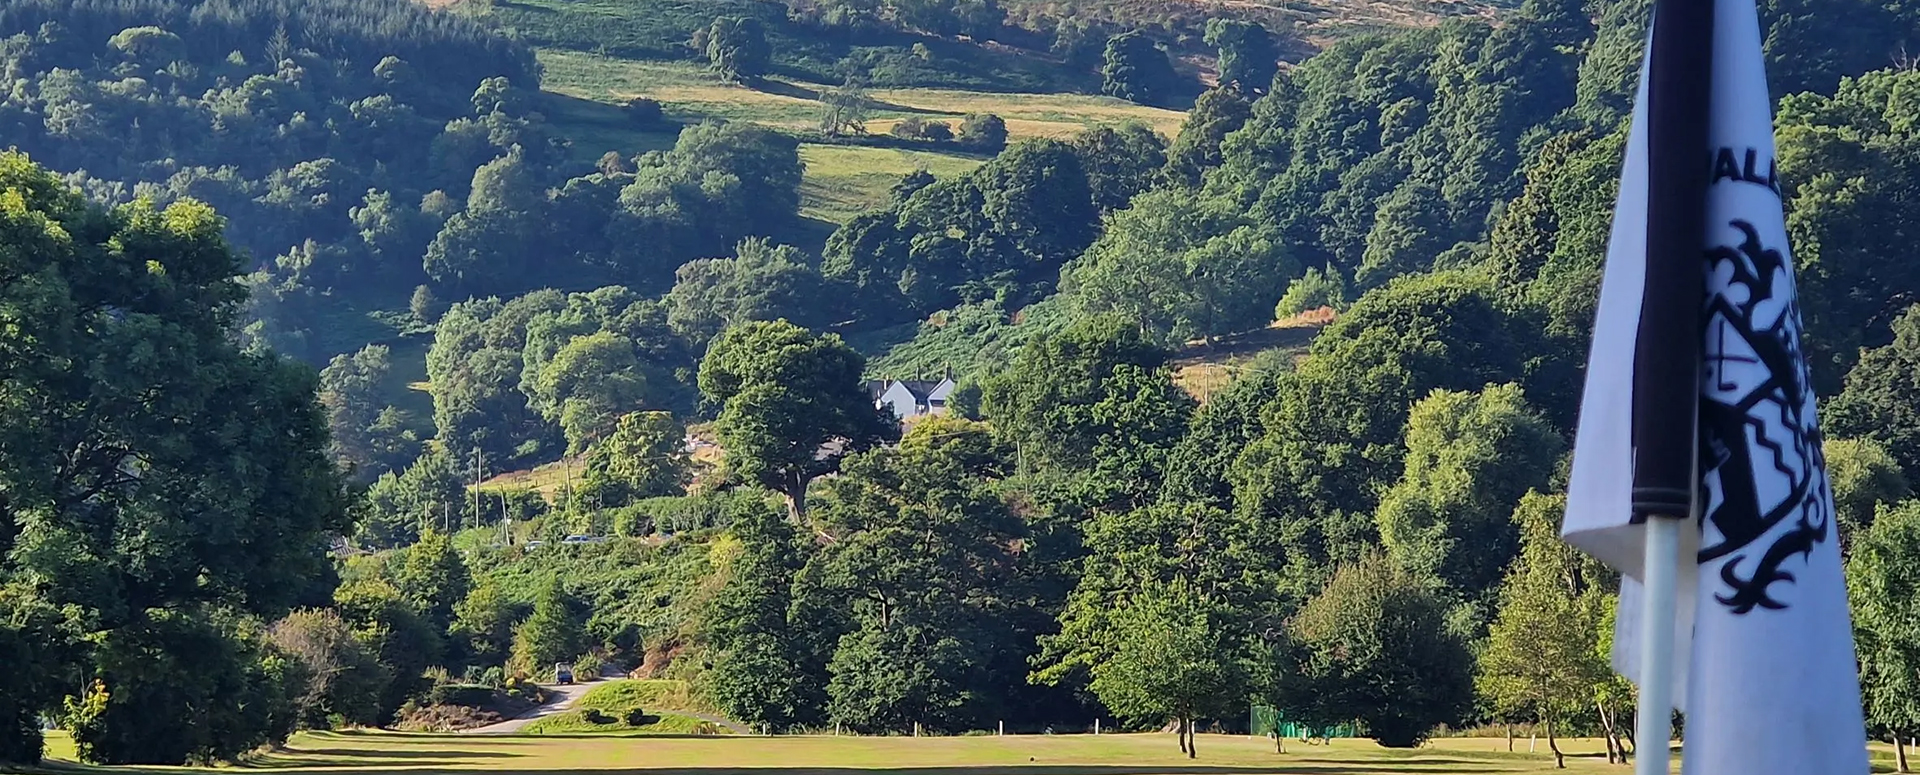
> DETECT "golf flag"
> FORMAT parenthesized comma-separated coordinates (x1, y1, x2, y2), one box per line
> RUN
(1560, 0, 1867, 769)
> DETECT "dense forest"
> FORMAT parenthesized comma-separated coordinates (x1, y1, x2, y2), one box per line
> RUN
(13, 0, 1920, 768)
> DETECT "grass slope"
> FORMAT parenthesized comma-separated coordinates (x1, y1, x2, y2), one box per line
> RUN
(537, 53, 1182, 225)
(541, 53, 1184, 140)
(471, 0, 1088, 92)
(518, 680, 731, 736)
(521, 710, 729, 735)
(474, 456, 583, 497)
(27, 729, 1673, 773)
(1169, 320, 1325, 402)
(572, 679, 712, 714)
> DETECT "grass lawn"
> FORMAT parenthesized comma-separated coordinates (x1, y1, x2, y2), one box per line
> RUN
(21, 730, 1652, 774)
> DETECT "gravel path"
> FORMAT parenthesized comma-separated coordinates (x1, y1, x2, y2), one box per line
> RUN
(462, 680, 601, 735)
(458, 677, 752, 736)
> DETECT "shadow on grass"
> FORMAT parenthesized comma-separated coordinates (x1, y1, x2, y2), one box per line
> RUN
(755, 79, 822, 101)
(754, 79, 944, 116)
(22, 756, 1541, 775)
(229, 746, 523, 770)
(290, 748, 521, 759)
(775, 215, 841, 254)
(176, 763, 1543, 775)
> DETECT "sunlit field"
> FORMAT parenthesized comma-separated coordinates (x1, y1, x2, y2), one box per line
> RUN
(18, 730, 1659, 775)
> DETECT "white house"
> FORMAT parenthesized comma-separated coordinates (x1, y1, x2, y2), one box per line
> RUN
(875, 376, 957, 421)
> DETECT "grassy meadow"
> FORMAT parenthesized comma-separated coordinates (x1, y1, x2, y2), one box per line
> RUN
(23, 730, 1647, 774)
(473, 456, 583, 498)
(535, 52, 1184, 225)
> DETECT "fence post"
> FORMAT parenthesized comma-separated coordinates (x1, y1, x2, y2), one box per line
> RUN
(1094, 718, 1100, 735)
(999, 720, 1004, 736)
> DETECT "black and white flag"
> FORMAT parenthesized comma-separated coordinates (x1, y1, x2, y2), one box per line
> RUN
(1560, 0, 1867, 770)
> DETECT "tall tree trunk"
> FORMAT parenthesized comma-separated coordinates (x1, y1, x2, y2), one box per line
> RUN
(1594, 701, 1615, 764)
(1898, 735, 1910, 774)
(1546, 715, 1564, 769)
(1178, 718, 1188, 755)
(785, 473, 808, 521)
(1186, 717, 1197, 759)
(1506, 723, 1514, 752)
(1275, 731, 1284, 754)
(1619, 720, 1635, 760)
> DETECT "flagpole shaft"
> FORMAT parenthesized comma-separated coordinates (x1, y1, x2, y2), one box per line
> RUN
(1636, 515, 1683, 775)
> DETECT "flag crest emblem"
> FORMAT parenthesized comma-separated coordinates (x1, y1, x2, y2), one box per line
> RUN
(1700, 217, 1831, 615)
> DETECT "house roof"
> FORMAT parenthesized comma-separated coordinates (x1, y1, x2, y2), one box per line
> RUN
(891, 379, 946, 402)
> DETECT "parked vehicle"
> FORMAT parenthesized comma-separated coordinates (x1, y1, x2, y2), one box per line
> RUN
(555, 663, 574, 684)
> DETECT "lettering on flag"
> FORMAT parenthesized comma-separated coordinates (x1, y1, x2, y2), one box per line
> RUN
(1709, 147, 1781, 195)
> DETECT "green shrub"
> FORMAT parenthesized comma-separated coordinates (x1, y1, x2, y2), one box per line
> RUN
(621, 491, 764, 534)
(609, 507, 654, 538)
(889, 117, 954, 142)
(427, 683, 495, 708)
(574, 651, 605, 680)
(480, 666, 506, 688)
(624, 97, 664, 125)
(504, 677, 544, 703)
(958, 113, 1008, 152)
(1275, 265, 1348, 319)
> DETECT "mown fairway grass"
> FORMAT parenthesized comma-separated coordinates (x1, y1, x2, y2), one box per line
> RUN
(24, 730, 1646, 774)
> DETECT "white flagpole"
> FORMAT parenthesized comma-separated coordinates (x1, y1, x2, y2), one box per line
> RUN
(1635, 515, 1681, 775)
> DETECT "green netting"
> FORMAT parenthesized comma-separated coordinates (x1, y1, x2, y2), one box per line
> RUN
(1248, 705, 1355, 739)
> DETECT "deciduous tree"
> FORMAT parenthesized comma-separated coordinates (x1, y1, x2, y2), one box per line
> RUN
(1375, 383, 1564, 620)
(578, 411, 691, 508)
(1476, 493, 1610, 769)
(1283, 554, 1473, 748)
(699, 321, 894, 519)
(1088, 579, 1244, 757)
(1849, 500, 1920, 771)
(0, 153, 351, 762)
(1102, 31, 1183, 107)
(1203, 20, 1278, 93)
(269, 609, 388, 728)
(707, 17, 769, 83)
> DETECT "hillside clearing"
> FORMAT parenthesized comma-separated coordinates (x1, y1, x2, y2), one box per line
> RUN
(540, 52, 1186, 139)
(1171, 321, 1325, 402)
(799, 145, 984, 222)
(537, 52, 1183, 225)
(474, 457, 583, 497)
